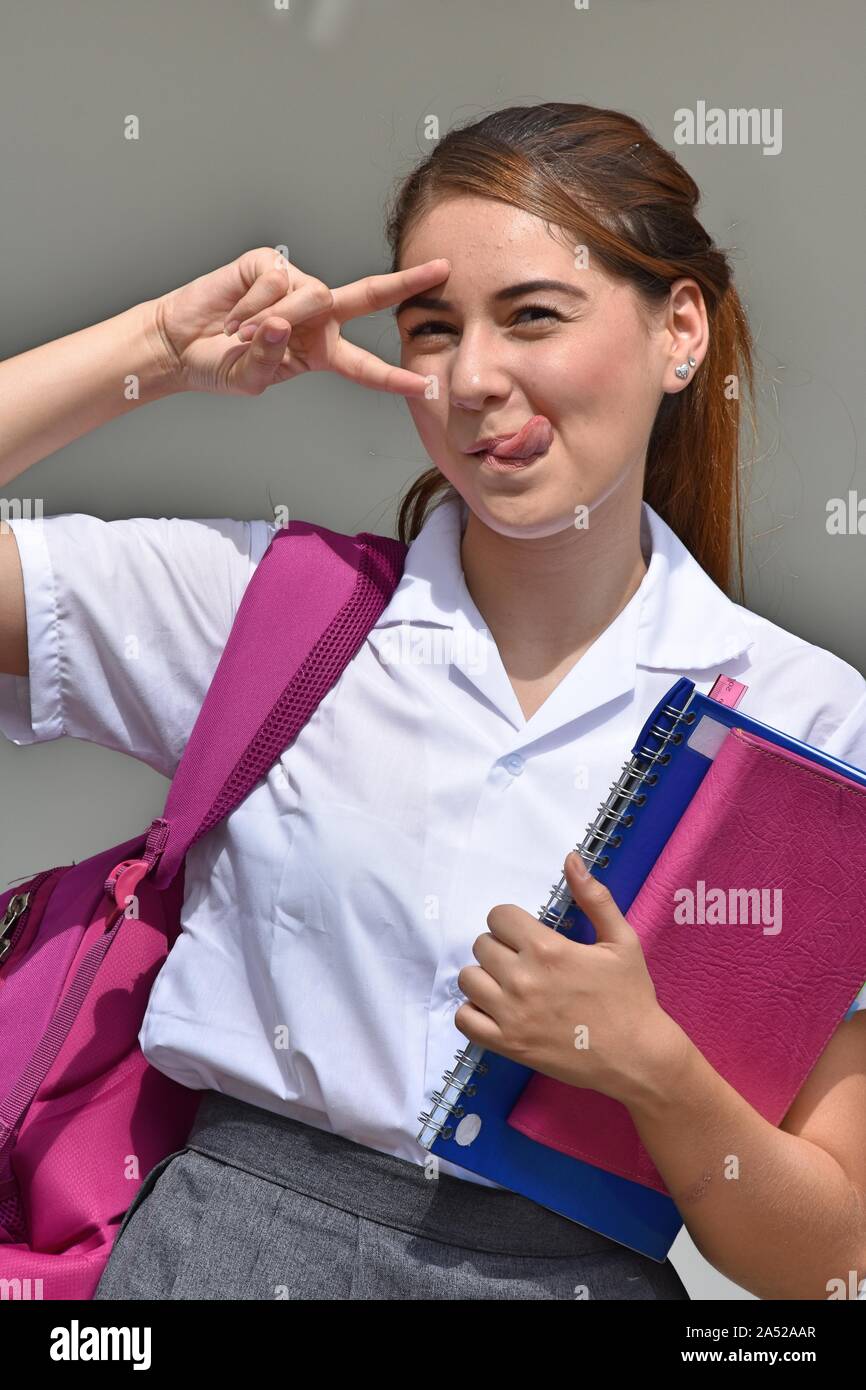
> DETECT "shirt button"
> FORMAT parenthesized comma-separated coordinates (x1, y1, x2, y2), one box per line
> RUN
(504, 753, 525, 776)
(449, 979, 463, 998)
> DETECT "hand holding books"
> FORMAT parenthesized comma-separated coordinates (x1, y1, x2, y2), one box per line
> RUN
(455, 850, 687, 1109)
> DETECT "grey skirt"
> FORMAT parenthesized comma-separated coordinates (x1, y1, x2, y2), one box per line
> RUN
(94, 1089, 690, 1300)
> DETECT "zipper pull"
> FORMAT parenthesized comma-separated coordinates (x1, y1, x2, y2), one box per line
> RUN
(0, 892, 31, 963)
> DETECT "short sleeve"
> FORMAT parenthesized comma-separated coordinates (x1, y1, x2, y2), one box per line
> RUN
(0, 513, 276, 778)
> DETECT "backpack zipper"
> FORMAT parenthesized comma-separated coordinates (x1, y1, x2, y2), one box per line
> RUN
(0, 867, 66, 968)
(0, 893, 32, 965)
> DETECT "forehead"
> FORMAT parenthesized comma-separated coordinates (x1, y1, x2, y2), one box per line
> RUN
(396, 195, 612, 313)
(399, 195, 575, 269)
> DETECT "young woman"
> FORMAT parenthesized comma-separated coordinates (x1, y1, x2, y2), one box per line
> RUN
(1, 102, 865, 1301)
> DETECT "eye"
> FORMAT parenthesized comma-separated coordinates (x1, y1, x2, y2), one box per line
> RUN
(405, 318, 455, 339)
(405, 301, 567, 340)
(513, 302, 565, 325)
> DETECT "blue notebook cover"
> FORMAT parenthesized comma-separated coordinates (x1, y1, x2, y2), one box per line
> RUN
(416, 675, 866, 1261)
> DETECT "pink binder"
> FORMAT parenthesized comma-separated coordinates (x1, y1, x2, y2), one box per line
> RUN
(507, 727, 866, 1194)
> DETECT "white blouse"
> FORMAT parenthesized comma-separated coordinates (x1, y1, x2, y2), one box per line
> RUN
(2, 495, 866, 1192)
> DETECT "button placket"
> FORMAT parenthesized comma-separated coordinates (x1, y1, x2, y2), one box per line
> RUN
(424, 749, 531, 1101)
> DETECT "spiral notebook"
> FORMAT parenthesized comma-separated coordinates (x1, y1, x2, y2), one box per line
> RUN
(416, 674, 866, 1261)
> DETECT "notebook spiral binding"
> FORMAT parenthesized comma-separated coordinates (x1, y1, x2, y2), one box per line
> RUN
(416, 686, 699, 1149)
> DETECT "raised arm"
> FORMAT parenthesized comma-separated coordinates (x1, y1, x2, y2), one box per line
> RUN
(0, 300, 178, 489)
(0, 299, 177, 677)
(0, 247, 450, 678)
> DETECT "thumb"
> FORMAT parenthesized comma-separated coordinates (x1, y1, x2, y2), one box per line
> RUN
(230, 317, 292, 394)
(564, 851, 635, 946)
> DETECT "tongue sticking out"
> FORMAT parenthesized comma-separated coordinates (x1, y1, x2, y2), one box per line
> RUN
(490, 415, 554, 459)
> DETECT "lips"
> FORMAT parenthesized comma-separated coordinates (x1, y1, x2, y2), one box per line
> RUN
(467, 415, 554, 459)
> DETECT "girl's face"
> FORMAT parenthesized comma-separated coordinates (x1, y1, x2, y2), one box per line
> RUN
(396, 195, 697, 539)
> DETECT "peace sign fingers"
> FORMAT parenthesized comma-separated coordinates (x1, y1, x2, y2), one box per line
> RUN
(328, 257, 450, 328)
(327, 333, 434, 397)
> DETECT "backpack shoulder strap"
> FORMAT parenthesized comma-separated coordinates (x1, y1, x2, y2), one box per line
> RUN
(144, 519, 407, 891)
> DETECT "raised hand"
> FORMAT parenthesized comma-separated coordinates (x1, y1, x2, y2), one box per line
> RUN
(153, 246, 450, 398)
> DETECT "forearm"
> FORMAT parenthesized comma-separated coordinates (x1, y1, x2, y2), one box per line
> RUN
(0, 298, 180, 487)
(628, 1017, 866, 1299)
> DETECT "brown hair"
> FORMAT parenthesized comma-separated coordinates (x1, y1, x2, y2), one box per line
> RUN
(384, 102, 756, 600)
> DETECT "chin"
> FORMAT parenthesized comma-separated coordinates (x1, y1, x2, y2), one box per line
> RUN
(462, 488, 580, 540)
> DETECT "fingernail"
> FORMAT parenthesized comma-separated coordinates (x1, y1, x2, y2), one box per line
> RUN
(264, 324, 288, 342)
(569, 852, 589, 879)
(224, 320, 239, 336)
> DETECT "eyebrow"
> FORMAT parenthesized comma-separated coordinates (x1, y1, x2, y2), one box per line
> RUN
(393, 278, 590, 318)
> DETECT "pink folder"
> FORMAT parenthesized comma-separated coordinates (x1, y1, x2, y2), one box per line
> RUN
(507, 727, 866, 1194)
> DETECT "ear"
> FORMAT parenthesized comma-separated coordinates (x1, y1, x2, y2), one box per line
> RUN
(661, 277, 708, 393)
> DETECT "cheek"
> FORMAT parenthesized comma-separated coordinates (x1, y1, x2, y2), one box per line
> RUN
(510, 339, 612, 412)
(543, 346, 654, 425)
(406, 397, 448, 454)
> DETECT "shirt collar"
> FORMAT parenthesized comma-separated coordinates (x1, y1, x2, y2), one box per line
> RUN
(375, 491, 755, 674)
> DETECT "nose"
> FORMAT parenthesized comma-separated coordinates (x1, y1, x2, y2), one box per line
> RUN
(448, 327, 511, 412)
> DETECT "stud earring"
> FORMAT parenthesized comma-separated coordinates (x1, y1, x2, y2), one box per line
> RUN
(675, 356, 698, 381)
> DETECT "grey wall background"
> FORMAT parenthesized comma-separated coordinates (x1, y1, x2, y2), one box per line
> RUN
(2, 0, 864, 1300)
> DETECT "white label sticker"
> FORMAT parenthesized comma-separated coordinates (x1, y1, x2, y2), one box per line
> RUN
(687, 714, 731, 761)
(454, 1113, 482, 1147)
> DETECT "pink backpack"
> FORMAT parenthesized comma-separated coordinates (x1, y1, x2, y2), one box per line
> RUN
(0, 519, 407, 1299)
